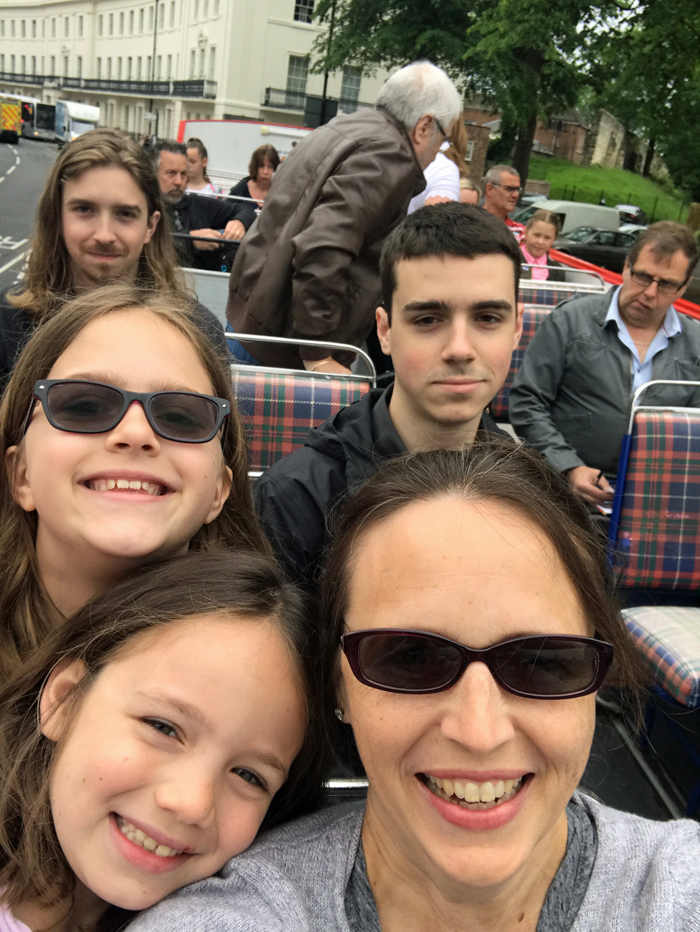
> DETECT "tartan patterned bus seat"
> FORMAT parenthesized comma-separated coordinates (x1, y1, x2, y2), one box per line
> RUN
(623, 605, 700, 708)
(490, 306, 552, 421)
(518, 286, 583, 307)
(612, 410, 700, 591)
(232, 368, 371, 472)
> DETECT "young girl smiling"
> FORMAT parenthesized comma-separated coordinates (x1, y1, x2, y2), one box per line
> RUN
(0, 283, 266, 676)
(0, 550, 327, 932)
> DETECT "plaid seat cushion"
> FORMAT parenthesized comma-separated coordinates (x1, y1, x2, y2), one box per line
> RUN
(518, 286, 582, 307)
(615, 411, 700, 589)
(490, 307, 551, 420)
(623, 605, 700, 708)
(232, 369, 370, 471)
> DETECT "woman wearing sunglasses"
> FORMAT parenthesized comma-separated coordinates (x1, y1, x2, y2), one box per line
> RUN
(0, 282, 267, 677)
(130, 439, 700, 932)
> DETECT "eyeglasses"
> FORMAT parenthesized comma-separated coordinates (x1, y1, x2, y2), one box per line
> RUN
(433, 115, 447, 137)
(490, 183, 522, 195)
(629, 265, 687, 295)
(341, 629, 614, 700)
(24, 379, 230, 444)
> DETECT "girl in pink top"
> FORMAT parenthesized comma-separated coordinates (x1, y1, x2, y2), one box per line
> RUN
(520, 209, 564, 281)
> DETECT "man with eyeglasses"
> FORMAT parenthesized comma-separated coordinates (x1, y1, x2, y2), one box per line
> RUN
(510, 221, 700, 505)
(483, 164, 526, 241)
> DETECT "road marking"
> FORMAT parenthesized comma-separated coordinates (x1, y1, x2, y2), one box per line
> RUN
(0, 250, 27, 277)
(0, 236, 27, 251)
(6, 165, 15, 175)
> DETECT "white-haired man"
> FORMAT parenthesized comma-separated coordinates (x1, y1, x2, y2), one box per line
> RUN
(483, 164, 525, 241)
(226, 61, 463, 372)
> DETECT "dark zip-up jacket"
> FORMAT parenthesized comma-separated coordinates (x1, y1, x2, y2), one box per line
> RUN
(169, 192, 256, 271)
(254, 385, 510, 589)
(509, 290, 700, 476)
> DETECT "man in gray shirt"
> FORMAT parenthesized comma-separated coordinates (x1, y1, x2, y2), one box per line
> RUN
(510, 222, 700, 506)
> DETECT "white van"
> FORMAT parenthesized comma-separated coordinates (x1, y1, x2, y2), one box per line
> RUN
(514, 200, 620, 234)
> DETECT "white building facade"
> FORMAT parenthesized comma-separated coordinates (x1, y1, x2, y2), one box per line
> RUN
(0, 0, 389, 139)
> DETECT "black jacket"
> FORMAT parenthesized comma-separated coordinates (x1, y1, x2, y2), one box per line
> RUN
(254, 385, 510, 589)
(0, 287, 229, 391)
(519, 253, 566, 282)
(169, 192, 257, 271)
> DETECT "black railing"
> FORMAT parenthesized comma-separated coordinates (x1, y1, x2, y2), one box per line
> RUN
(264, 86, 370, 114)
(0, 72, 216, 99)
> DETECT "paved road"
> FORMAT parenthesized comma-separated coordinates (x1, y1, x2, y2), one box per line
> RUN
(0, 139, 57, 293)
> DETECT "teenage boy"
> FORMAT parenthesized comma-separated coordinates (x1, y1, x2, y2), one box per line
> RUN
(255, 202, 524, 588)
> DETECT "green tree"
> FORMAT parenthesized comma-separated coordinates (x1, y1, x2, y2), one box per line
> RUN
(312, 0, 615, 186)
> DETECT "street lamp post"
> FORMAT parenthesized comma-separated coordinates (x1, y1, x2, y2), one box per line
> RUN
(319, 0, 337, 126)
(150, 1, 159, 140)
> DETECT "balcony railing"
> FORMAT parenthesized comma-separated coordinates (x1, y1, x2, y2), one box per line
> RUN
(264, 86, 370, 115)
(0, 72, 216, 99)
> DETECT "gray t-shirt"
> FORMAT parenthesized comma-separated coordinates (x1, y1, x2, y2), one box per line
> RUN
(345, 800, 597, 932)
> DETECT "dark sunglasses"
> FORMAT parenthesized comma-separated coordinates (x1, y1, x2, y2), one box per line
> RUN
(341, 629, 614, 700)
(23, 379, 230, 444)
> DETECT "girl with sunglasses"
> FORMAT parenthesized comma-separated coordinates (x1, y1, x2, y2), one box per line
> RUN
(130, 439, 700, 932)
(0, 282, 267, 677)
(0, 550, 329, 932)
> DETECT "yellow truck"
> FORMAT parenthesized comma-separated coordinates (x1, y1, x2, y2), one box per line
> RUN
(0, 96, 21, 143)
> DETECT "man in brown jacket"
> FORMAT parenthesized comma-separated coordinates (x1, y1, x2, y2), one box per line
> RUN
(227, 61, 463, 373)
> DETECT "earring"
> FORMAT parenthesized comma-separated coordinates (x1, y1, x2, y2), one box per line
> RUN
(335, 708, 344, 722)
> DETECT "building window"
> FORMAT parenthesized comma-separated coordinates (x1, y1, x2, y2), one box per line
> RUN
(159, 3, 164, 29)
(199, 47, 205, 77)
(11, 20, 15, 38)
(127, 57, 132, 79)
(0, 54, 5, 71)
(77, 56, 82, 78)
(465, 140, 475, 161)
(98, 14, 103, 36)
(63, 55, 69, 77)
(118, 57, 123, 79)
(10, 54, 15, 73)
(156, 55, 162, 79)
(194, 0, 199, 19)
(21, 55, 26, 73)
(51, 18, 56, 37)
(149, 5, 154, 30)
(139, 8, 144, 32)
(137, 56, 142, 79)
(203, 0, 208, 17)
(293, 0, 314, 24)
(0, 22, 4, 39)
(189, 49, 195, 78)
(208, 46, 215, 79)
(340, 65, 361, 104)
(147, 55, 152, 79)
(78, 15, 83, 36)
(42, 19, 45, 38)
(50, 55, 56, 74)
(167, 53, 172, 78)
(97, 57, 101, 78)
(32, 19, 36, 37)
(214, 0, 220, 13)
(130, 10, 134, 32)
(119, 12, 124, 34)
(109, 13, 114, 35)
(107, 57, 111, 79)
(170, 2, 175, 27)
(21, 20, 26, 38)
(286, 55, 309, 95)
(32, 55, 36, 74)
(64, 17, 69, 37)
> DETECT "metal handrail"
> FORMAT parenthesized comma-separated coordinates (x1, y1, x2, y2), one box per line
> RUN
(229, 332, 376, 383)
(627, 379, 700, 432)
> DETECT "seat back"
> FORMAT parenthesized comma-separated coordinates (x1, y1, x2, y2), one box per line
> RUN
(183, 267, 229, 327)
(490, 306, 552, 421)
(610, 404, 700, 590)
(232, 368, 371, 472)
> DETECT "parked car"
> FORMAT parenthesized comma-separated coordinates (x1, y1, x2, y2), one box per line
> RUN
(517, 193, 548, 209)
(554, 227, 639, 273)
(512, 200, 620, 234)
(615, 204, 647, 225)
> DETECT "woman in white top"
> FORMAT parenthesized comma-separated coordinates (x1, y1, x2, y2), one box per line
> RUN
(408, 119, 468, 212)
(185, 138, 222, 196)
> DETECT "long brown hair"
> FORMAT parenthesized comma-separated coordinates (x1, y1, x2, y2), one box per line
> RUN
(0, 283, 268, 677)
(0, 551, 330, 918)
(247, 144, 280, 181)
(9, 128, 192, 317)
(186, 136, 211, 184)
(319, 439, 648, 722)
(443, 119, 469, 178)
